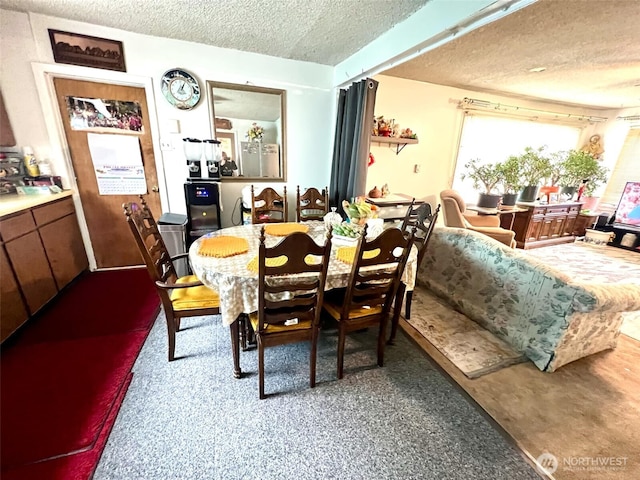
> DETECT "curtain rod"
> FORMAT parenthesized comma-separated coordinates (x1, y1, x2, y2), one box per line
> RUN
(459, 97, 609, 124)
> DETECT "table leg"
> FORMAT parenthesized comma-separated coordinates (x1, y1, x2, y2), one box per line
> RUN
(388, 282, 406, 345)
(230, 318, 242, 379)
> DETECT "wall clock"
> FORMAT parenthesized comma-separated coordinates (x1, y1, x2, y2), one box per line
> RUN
(161, 69, 201, 110)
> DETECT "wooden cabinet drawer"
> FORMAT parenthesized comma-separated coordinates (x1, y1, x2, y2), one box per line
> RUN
(39, 213, 88, 289)
(569, 205, 581, 213)
(0, 245, 29, 341)
(546, 206, 569, 215)
(32, 197, 75, 226)
(532, 207, 546, 215)
(4, 231, 58, 315)
(0, 211, 36, 242)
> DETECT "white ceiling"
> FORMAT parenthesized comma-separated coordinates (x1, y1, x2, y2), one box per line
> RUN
(383, 0, 640, 109)
(2, 0, 639, 109)
(0, 0, 429, 66)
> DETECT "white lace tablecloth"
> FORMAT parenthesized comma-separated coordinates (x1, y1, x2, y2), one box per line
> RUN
(189, 222, 417, 326)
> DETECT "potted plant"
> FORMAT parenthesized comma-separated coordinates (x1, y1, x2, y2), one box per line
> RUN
(510, 146, 552, 202)
(558, 149, 609, 196)
(461, 158, 503, 208)
(495, 157, 523, 206)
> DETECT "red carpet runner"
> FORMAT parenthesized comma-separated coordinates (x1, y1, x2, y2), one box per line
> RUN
(1, 268, 159, 480)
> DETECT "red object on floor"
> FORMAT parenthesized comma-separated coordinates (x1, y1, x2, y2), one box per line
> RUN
(0, 269, 159, 479)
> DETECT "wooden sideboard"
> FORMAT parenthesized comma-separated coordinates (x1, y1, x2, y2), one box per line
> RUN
(502, 202, 582, 249)
(0, 194, 88, 341)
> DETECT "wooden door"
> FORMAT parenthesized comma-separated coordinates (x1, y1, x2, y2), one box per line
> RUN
(53, 78, 162, 268)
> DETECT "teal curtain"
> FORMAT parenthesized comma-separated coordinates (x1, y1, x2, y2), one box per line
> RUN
(329, 78, 378, 208)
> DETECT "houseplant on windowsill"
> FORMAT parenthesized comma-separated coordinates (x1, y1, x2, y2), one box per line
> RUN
(461, 158, 503, 208)
(558, 149, 608, 208)
(495, 157, 523, 206)
(510, 146, 552, 202)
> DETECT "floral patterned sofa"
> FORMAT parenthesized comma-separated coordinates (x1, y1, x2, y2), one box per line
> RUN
(418, 227, 640, 372)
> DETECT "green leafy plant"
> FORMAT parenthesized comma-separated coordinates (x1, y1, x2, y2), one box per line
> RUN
(495, 157, 523, 194)
(461, 158, 503, 194)
(510, 146, 553, 186)
(559, 149, 608, 195)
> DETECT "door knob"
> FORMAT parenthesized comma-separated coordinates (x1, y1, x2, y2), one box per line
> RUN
(151, 185, 160, 193)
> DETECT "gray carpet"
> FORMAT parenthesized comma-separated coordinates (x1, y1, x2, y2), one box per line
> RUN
(94, 312, 541, 480)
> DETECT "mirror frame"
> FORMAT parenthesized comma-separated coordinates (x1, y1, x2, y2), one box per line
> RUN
(206, 80, 287, 182)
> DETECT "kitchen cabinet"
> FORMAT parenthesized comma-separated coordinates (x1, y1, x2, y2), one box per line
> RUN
(0, 193, 88, 341)
(0, 246, 28, 340)
(504, 202, 582, 249)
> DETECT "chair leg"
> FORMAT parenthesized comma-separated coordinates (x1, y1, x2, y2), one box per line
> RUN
(378, 316, 388, 367)
(258, 337, 266, 400)
(166, 315, 176, 362)
(337, 323, 346, 380)
(404, 290, 413, 319)
(175, 318, 181, 332)
(388, 283, 406, 345)
(310, 327, 318, 388)
(230, 319, 242, 379)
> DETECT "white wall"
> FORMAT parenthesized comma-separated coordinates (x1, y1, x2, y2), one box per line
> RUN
(0, 10, 335, 227)
(368, 74, 634, 204)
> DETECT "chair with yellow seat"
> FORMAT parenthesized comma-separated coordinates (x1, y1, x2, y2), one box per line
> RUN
(439, 189, 516, 248)
(296, 186, 329, 222)
(322, 226, 414, 379)
(123, 196, 220, 362)
(249, 226, 332, 399)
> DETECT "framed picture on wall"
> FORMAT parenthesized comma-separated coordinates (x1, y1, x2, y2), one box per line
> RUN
(216, 132, 236, 163)
(48, 29, 126, 72)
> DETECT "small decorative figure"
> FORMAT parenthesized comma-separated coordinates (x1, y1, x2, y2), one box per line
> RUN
(381, 183, 390, 197)
(368, 186, 382, 198)
(581, 134, 604, 159)
(576, 179, 589, 201)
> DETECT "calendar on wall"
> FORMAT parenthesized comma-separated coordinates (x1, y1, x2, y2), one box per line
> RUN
(87, 133, 147, 195)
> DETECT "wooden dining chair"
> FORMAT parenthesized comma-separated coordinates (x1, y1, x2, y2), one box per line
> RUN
(123, 196, 220, 361)
(251, 185, 287, 223)
(249, 227, 332, 399)
(296, 186, 329, 222)
(398, 202, 441, 319)
(322, 226, 414, 379)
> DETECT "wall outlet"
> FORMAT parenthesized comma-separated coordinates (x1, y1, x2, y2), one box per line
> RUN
(414, 164, 420, 173)
(160, 138, 173, 151)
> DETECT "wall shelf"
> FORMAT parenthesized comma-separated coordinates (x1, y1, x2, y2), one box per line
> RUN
(370, 136, 418, 154)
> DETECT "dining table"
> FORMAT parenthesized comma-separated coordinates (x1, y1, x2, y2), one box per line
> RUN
(189, 221, 418, 378)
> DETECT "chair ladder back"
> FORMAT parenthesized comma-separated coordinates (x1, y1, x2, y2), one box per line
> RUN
(123, 197, 177, 286)
(296, 186, 329, 222)
(341, 227, 413, 320)
(257, 228, 332, 331)
(402, 203, 440, 266)
(251, 185, 288, 224)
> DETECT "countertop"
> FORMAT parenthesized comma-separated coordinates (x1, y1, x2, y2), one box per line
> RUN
(0, 190, 74, 218)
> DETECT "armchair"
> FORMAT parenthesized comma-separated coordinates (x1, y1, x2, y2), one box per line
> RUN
(439, 189, 516, 248)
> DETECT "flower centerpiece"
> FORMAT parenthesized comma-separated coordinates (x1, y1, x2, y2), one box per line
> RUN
(246, 122, 264, 142)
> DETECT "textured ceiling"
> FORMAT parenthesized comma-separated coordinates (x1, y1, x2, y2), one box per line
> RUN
(0, 0, 429, 66)
(383, 0, 640, 109)
(211, 86, 281, 121)
(4, 0, 638, 108)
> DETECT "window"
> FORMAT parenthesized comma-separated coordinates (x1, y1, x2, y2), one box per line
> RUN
(452, 114, 582, 204)
(601, 128, 640, 208)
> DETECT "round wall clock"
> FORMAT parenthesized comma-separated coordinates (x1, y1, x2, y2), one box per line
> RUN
(161, 69, 201, 110)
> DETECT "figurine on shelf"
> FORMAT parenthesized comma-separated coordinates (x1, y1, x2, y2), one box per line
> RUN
(577, 179, 589, 201)
(400, 128, 418, 139)
(381, 183, 390, 198)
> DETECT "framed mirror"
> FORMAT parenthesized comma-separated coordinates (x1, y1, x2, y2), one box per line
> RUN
(207, 81, 286, 181)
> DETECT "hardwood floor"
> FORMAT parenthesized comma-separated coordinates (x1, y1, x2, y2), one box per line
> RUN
(401, 318, 640, 480)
